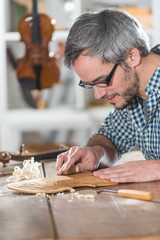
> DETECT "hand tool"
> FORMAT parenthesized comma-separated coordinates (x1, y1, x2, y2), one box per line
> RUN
(96, 189, 153, 201)
(62, 164, 76, 175)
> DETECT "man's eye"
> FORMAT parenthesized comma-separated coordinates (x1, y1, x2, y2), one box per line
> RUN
(95, 82, 108, 87)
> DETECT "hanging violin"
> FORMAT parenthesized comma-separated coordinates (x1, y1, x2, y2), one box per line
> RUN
(17, 0, 60, 108)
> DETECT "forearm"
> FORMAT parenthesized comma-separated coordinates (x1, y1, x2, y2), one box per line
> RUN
(87, 134, 118, 168)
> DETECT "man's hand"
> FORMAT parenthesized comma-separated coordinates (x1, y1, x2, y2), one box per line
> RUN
(56, 145, 104, 175)
(93, 160, 160, 182)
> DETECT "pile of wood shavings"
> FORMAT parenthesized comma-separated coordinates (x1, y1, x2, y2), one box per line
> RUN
(6, 158, 41, 182)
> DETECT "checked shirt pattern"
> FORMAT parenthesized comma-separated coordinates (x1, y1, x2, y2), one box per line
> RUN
(94, 45, 160, 160)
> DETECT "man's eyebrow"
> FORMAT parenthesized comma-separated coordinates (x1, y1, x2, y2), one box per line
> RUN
(91, 74, 108, 84)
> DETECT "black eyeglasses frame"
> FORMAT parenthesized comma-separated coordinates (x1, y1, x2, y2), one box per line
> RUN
(78, 63, 118, 89)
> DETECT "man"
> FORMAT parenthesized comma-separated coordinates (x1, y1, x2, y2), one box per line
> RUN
(56, 8, 160, 183)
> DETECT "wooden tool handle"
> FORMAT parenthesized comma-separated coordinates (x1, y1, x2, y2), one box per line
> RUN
(118, 189, 153, 201)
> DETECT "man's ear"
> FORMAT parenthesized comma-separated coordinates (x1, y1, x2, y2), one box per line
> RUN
(128, 48, 141, 67)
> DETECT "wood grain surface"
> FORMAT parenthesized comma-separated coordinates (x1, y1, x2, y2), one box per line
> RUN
(1, 156, 160, 240)
(50, 185, 160, 239)
(0, 195, 53, 240)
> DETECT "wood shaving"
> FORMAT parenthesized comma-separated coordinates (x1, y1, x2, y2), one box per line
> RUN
(70, 188, 75, 193)
(56, 192, 64, 196)
(36, 193, 45, 197)
(72, 192, 95, 199)
(6, 158, 41, 182)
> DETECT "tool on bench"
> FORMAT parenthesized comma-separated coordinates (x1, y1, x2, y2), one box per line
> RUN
(96, 189, 153, 201)
(0, 144, 69, 165)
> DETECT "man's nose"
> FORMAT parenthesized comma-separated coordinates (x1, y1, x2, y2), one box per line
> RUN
(93, 86, 107, 100)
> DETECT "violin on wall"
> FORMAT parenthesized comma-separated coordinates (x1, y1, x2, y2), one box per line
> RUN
(17, 0, 60, 108)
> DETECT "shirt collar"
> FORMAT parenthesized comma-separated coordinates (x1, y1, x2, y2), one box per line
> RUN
(145, 44, 160, 98)
(145, 65, 160, 98)
(126, 44, 160, 128)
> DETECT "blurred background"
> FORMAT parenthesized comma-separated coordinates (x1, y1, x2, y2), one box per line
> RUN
(0, 0, 159, 152)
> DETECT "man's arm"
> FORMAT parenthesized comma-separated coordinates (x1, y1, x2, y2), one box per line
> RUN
(87, 134, 118, 168)
(86, 136, 160, 183)
(56, 134, 118, 175)
(56, 133, 160, 182)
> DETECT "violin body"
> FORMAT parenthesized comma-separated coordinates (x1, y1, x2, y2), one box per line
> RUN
(17, 12, 60, 89)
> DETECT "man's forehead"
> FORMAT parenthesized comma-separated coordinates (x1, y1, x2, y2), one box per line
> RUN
(75, 52, 103, 65)
(74, 53, 113, 72)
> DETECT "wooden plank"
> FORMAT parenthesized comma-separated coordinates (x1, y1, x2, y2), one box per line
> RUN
(7, 172, 117, 194)
(0, 163, 54, 240)
(44, 160, 160, 239)
(0, 195, 53, 240)
(1, 160, 160, 239)
(44, 161, 56, 176)
(49, 183, 160, 240)
(59, 236, 160, 240)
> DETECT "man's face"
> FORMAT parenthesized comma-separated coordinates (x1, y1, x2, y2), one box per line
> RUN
(73, 54, 140, 110)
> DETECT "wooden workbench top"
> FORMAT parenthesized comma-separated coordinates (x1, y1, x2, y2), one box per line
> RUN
(1, 159, 160, 240)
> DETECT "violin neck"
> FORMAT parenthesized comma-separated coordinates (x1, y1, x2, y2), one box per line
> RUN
(32, 0, 41, 44)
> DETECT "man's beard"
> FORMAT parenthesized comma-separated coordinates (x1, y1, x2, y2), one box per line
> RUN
(119, 64, 140, 109)
(109, 64, 140, 110)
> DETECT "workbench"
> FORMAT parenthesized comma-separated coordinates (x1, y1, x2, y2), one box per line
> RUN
(1, 159, 160, 240)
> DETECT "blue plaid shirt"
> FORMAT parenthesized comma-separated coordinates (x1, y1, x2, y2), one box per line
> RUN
(95, 45, 160, 160)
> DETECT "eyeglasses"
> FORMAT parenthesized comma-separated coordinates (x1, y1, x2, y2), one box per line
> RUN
(78, 63, 118, 89)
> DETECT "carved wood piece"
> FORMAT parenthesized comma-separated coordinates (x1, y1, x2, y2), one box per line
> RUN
(7, 172, 117, 194)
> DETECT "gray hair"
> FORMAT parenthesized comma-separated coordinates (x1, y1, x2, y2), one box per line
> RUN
(64, 8, 150, 68)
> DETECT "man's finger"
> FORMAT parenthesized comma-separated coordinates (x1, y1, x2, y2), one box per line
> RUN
(56, 151, 69, 171)
(93, 165, 126, 176)
(76, 160, 95, 173)
(57, 146, 83, 174)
